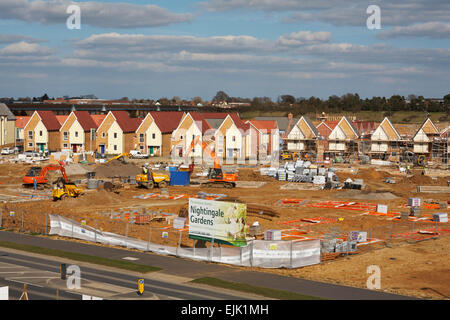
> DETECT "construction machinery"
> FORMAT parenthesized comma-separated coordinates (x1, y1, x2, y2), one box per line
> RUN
(52, 181, 83, 201)
(187, 136, 237, 188)
(280, 150, 300, 161)
(105, 153, 130, 164)
(23, 162, 68, 189)
(136, 169, 170, 189)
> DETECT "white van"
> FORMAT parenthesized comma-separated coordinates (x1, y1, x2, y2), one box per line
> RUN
(130, 150, 149, 159)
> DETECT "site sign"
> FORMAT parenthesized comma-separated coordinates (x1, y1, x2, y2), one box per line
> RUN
(188, 198, 247, 247)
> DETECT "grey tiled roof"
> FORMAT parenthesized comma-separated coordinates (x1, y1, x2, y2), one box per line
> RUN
(0, 103, 16, 120)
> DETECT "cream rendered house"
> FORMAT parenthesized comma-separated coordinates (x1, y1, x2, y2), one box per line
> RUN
(0, 103, 16, 146)
(370, 117, 402, 154)
(286, 116, 319, 154)
(413, 118, 440, 156)
(328, 116, 359, 154)
(96, 111, 142, 155)
(59, 111, 98, 152)
(215, 114, 248, 159)
(171, 113, 206, 158)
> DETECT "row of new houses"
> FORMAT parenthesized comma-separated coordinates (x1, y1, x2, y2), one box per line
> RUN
(20, 110, 280, 160)
(2, 102, 448, 161)
(284, 115, 449, 160)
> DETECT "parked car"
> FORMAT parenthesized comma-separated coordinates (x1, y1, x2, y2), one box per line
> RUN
(130, 150, 149, 159)
(1, 147, 14, 155)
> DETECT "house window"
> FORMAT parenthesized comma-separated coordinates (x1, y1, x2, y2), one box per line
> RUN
(152, 133, 156, 139)
(75, 131, 79, 138)
(102, 132, 106, 138)
(63, 132, 68, 140)
(28, 131, 33, 139)
(114, 145, 117, 151)
(39, 130, 43, 137)
(180, 135, 183, 140)
(63, 144, 68, 148)
(140, 145, 144, 150)
(114, 133, 117, 139)
(232, 136, 236, 142)
(28, 143, 33, 147)
(139, 134, 144, 143)
(90, 129, 95, 141)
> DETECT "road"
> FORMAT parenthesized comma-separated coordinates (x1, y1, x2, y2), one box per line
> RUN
(0, 230, 416, 300)
(0, 249, 263, 300)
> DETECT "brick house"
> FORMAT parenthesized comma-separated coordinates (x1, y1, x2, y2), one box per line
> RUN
(135, 111, 184, 157)
(59, 111, 100, 152)
(95, 111, 142, 155)
(24, 111, 64, 152)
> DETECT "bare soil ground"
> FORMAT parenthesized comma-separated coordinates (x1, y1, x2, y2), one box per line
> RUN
(0, 162, 448, 299)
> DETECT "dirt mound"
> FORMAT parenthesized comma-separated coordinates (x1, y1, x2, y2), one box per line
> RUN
(356, 169, 391, 181)
(400, 174, 449, 186)
(94, 160, 142, 178)
(65, 163, 91, 176)
(237, 168, 275, 182)
(55, 189, 124, 208)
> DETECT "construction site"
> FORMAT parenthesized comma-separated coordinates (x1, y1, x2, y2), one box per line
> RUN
(0, 147, 449, 300)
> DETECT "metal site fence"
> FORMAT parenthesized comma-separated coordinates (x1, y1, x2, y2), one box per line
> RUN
(1, 208, 448, 266)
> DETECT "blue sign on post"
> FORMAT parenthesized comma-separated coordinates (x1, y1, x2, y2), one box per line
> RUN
(33, 178, 37, 190)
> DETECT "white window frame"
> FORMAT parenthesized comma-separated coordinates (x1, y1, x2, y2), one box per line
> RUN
(63, 132, 68, 140)
(28, 131, 33, 139)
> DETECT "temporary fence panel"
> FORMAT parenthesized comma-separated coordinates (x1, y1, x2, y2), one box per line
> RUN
(48, 214, 320, 269)
(0, 286, 8, 300)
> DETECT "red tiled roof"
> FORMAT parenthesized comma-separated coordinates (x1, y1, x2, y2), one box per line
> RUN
(56, 115, 68, 125)
(228, 113, 249, 131)
(316, 121, 338, 139)
(111, 111, 142, 133)
(74, 111, 99, 131)
(189, 112, 214, 134)
(353, 120, 377, 135)
(91, 114, 106, 127)
(16, 116, 31, 129)
(150, 111, 184, 134)
(36, 111, 62, 131)
(247, 120, 278, 132)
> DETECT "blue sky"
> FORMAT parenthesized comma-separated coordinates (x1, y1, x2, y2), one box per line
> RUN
(0, 0, 449, 101)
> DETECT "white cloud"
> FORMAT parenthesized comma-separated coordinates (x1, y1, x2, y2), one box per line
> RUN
(0, 41, 54, 56)
(0, 34, 44, 44)
(378, 22, 450, 39)
(0, 0, 194, 28)
(277, 31, 331, 47)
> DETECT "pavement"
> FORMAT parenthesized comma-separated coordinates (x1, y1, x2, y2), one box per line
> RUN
(0, 230, 417, 300)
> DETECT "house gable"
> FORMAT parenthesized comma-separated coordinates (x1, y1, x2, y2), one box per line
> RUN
(371, 125, 389, 141)
(379, 117, 401, 140)
(421, 118, 439, 135)
(329, 125, 346, 140)
(338, 117, 358, 139)
(414, 128, 430, 142)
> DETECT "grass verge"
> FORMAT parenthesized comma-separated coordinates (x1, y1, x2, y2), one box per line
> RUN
(0, 241, 161, 274)
(191, 277, 325, 300)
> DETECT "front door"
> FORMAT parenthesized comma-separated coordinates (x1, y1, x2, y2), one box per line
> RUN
(149, 146, 154, 156)
(72, 144, 77, 153)
(39, 144, 45, 152)
(100, 145, 105, 154)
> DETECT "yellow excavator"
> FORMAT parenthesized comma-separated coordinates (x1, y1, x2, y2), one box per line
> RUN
(105, 153, 130, 164)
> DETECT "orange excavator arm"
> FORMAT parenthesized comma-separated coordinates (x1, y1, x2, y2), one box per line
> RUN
(186, 135, 221, 169)
(24, 161, 68, 185)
